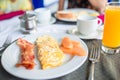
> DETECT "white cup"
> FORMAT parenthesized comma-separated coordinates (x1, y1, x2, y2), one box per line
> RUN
(34, 8, 51, 24)
(77, 15, 102, 35)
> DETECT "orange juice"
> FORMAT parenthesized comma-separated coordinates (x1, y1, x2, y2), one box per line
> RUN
(102, 6, 120, 48)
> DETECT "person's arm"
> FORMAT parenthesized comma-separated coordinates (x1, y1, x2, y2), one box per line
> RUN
(88, 0, 107, 14)
(58, 0, 65, 11)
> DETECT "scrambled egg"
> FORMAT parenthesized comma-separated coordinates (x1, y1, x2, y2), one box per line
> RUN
(36, 35, 64, 70)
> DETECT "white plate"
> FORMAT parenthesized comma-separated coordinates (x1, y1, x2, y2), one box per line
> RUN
(1, 33, 88, 80)
(67, 25, 103, 39)
(55, 8, 99, 22)
(37, 17, 56, 26)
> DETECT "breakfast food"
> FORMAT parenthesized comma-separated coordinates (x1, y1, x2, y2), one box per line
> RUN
(15, 36, 85, 70)
(36, 35, 64, 70)
(60, 37, 86, 56)
(56, 11, 76, 20)
(16, 38, 35, 70)
(56, 10, 99, 20)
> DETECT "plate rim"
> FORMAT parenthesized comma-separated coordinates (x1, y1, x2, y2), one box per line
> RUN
(1, 33, 88, 80)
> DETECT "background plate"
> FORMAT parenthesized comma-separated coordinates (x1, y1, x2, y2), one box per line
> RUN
(55, 8, 99, 22)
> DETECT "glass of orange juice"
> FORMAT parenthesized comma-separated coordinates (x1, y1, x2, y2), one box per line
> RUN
(102, 2, 120, 54)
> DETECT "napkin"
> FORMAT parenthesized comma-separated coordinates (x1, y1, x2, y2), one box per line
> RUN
(0, 16, 20, 47)
(0, 10, 25, 21)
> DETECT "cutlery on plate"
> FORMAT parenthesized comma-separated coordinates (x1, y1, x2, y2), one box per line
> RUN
(0, 36, 25, 56)
(88, 45, 101, 80)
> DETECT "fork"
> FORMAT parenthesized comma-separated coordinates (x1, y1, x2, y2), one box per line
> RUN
(0, 36, 12, 51)
(88, 45, 101, 80)
(0, 35, 25, 54)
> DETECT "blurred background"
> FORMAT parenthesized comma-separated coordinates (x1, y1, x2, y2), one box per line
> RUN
(0, 0, 60, 14)
(0, 0, 119, 15)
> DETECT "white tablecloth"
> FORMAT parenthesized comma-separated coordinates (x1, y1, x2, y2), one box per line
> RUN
(0, 16, 76, 47)
(0, 15, 103, 47)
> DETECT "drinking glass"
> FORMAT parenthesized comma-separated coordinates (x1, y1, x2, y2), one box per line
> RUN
(102, 2, 120, 54)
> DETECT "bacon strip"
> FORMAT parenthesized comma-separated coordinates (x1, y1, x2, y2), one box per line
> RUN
(16, 38, 35, 70)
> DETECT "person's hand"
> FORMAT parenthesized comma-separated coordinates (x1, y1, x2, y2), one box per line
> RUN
(58, 0, 65, 11)
(88, 0, 107, 14)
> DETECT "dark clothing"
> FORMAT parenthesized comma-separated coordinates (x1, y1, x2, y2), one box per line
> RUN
(68, 0, 95, 9)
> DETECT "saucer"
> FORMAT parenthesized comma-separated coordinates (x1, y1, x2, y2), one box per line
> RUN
(67, 26, 103, 39)
(37, 17, 56, 26)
